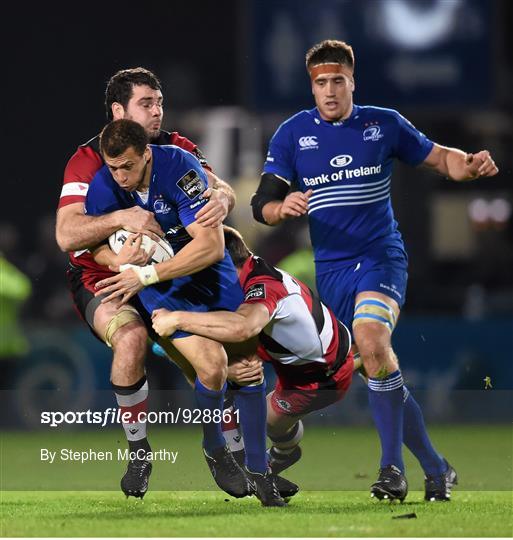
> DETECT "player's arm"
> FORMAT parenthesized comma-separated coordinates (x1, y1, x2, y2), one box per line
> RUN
(95, 222, 225, 304)
(56, 202, 163, 252)
(421, 143, 499, 181)
(152, 302, 271, 343)
(251, 173, 313, 226)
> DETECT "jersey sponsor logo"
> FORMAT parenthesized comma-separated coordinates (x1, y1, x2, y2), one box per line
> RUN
(153, 198, 171, 214)
(329, 154, 353, 168)
(363, 125, 384, 142)
(176, 170, 206, 200)
(302, 164, 382, 186)
(298, 136, 318, 150)
(244, 283, 266, 301)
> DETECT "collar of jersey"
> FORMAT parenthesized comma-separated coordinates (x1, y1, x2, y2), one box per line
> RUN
(312, 104, 360, 127)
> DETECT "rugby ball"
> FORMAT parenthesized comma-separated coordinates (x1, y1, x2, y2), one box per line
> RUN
(108, 229, 174, 264)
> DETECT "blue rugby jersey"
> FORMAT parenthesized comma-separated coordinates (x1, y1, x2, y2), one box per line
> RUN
(263, 105, 434, 272)
(85, 145, 243, 313)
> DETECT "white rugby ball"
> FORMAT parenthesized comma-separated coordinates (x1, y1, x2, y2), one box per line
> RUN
(108, 229, 174, 264)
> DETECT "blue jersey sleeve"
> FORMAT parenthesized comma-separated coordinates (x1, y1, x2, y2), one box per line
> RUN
(165, 150, 209, 227)
(85, 167, 124, 216)
(263, 121, 296, 182)
(392, 111, 434, 167)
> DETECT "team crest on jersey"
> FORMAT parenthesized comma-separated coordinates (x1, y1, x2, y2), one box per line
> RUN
(153, 196, 171, 214)
(245, 283, 266, 301)
(298, 136, 318, 150)
(276, 399, 292, 412)
(363, 124, 384, 142)
(176, 170, 206, 200)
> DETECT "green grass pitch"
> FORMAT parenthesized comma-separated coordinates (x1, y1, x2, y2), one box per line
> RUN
(1, 425, 511, 537)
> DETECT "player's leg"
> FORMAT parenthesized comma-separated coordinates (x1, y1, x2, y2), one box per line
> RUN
(353, 291, 408, 500)
(353, 292, 456, 501)
(68, 264, 154, 498)
(266, 392, 305, 475)
(170, 334, 249, 498)
(402, 387, 458, 501)
(91, 298, 153, 498)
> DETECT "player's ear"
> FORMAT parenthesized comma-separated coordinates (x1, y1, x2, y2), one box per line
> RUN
(350, 77, 355, 92)
(144, 145, 152, 163)
(111, 102, 124, 120)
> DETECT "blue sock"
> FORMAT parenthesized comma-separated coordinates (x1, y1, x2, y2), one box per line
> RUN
(402, 387, 446, 477)
(194, 378, 226, 453)
(234, 381, 267, 473)
(368, 370, 405, 472)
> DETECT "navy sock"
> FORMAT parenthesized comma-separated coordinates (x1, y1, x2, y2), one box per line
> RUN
(194, 378, 226, 453)
(402, 387, 446, 476)
(368, 370, 405, 472)
(234, 381, 267, 473)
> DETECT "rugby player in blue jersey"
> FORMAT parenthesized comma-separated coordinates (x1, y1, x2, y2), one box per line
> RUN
(86, 119, 284, 505)
(251, 39, 498, 502)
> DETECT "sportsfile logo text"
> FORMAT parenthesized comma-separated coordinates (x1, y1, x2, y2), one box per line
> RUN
(40, 407, 239, 428)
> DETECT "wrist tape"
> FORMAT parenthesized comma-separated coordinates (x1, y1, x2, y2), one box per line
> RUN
(119, 264, 159, 286)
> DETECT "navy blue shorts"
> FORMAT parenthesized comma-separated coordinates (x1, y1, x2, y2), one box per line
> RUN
(316, 247, 408, 333)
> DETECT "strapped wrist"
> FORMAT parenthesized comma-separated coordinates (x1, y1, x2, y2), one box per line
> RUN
(119, 264, 159, 286)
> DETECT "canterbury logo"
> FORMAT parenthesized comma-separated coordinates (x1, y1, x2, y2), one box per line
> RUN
(298, 136, 318, 148)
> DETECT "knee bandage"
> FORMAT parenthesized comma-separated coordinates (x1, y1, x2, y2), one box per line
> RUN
(353, 298, 397, 333)
(104, 306, 141, 347)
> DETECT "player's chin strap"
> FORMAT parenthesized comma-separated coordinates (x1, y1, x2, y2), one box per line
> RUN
(119, 264, 160, 286)
(352, 298, 397, 333)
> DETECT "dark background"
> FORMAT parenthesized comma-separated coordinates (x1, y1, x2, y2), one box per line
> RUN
(2, 0, 512, 423)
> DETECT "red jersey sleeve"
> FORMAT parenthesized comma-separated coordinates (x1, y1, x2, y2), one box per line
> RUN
(170, 132, 212, 172)
(58, 146, 103, 209)
(243, 275, 288, 318)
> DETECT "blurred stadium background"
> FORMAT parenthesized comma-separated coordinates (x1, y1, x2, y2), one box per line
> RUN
(1, 0, 511, 491)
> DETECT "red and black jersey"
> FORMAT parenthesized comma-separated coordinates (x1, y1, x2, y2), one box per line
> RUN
(238, 256, 352, 384)
(58, 130, 211, 281)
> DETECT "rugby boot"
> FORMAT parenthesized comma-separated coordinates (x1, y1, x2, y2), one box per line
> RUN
(120, 459, 152, 499)
(246, 467, 288, 507)
(370, 465, 408, 502)
(268, 445, 302, 475)
(274, 474, 300, 499)
(424, 460, 458, 501)
(203, 445, 250, 498)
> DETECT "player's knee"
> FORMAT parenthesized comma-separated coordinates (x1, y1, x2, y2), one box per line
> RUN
(196, 352, 227, 391)
(111, 322, 148, 362)
(355, 336, 394, 376)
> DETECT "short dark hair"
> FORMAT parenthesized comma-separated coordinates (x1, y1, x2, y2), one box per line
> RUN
(100, 119, 148, 158)
(305, 40, 354, 71)
(105, 67, 162, 120)
(223, 226, 252, 268)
